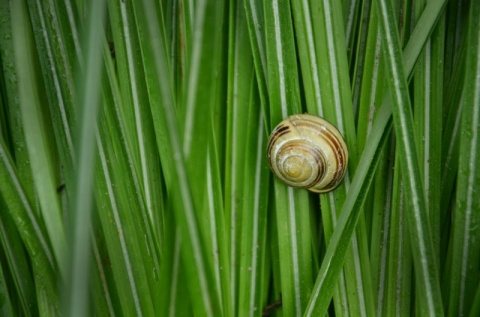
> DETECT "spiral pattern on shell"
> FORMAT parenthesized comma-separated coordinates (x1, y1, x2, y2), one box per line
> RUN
(267, 114, 348, 193)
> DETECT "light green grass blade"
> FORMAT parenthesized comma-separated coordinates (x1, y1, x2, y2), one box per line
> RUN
(371, 140, 398, 316)
(343, 0, 362, 69)
(133, 0, 222, 314)
(0, 0, 37, 203)
(351, 0, 374, 118)
(291, 1, 374, 315)
(447, 1, 480, 315)
(90, 233, 116, 317)
(264, 0, 314, 315)
(305, 99, 393, 317)
(0, 4, 42, 314)
(356, 1, 384, 153)
(305, 1, 447, 314)
(225, 0, 254, 313)
(243, 0, 269, 108)
(107, 0, 164, 229)
(207, 134, 230, 315)
(231, 4, 272, 316)
(12, 0, 66, 279)
(95, 118, 157, 316)
(384, 153, 413, 317)
(238, 89, 271, 317)
(188, 0, 230, 311)
(440, 69, 464, 236)
(304, 0, 358, 157)
(84, 41, 163, 317)
(157, 226, 191, 316)
(51, 0, 83, 66)
(412, 1, 444, 253)
(178, 0, 227, 313)
(100, 39, 165, 316)
(375, 0, 443, 315)
(354, 8, 389, 315)
(0, 138, 58, 315)
(108, 2, 165, 290)
(65, 0, 106, 316)
(104, 19, 163, 288)
(24, 0, 77, 176)
(354, 9, 390, 314)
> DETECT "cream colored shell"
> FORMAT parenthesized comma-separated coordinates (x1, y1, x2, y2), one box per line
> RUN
(267, 114, 348, 193)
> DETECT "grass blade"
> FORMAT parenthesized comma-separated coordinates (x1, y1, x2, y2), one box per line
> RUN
(305, 98, 393, 317)
(0, 0, 36, 203)
(264, 0, 314, 315)
(24, 0, 77, 174)
(375, 0, 443, 314)
(0, 255, 14, 316)
(65, 0, 106, 315)
(133, 0, 222, 314)
(0, 138, 58, 314)
(0, 202, 37, 316)
(12, 0, 66, 278)
(225, 0, 254, 312)
(305, 1, 447, 314)
(238, 95, 271, 316)
(412, 1, 444, 252)
(446, 1, 480, 315)
(292, 0, 374, 315)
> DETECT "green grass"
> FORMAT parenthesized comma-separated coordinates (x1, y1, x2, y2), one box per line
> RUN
(0, 0, 479, 316)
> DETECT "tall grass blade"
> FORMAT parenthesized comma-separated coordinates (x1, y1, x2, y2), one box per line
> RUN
(12, 0, 66, 279)
(447, 1, 480, 315)
(305, 0, 447, 314)
(225, 0, 255, 313)
(65, 0, 106, 316)
(375, 0, 443, 314)
(264, 0, 314, 315)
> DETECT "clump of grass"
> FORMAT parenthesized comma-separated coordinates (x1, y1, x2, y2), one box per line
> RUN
(0, 0, 478, 316)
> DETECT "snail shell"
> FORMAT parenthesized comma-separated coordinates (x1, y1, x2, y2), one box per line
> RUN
(267, 114, 348, 193)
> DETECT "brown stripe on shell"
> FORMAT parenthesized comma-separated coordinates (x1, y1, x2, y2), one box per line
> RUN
(267, 124, 291, 157)
(275, 142, 325, 187)
(320, 128, 348, 189)
(275, 124, 290, 134)
(314, 126, 346, 190)
(275, 127, 291, 139)
(294, 116, 347, 164)
(291, 117, 347, 190)
(317, 134, 347, 189)
(292, 119, 346, 167)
